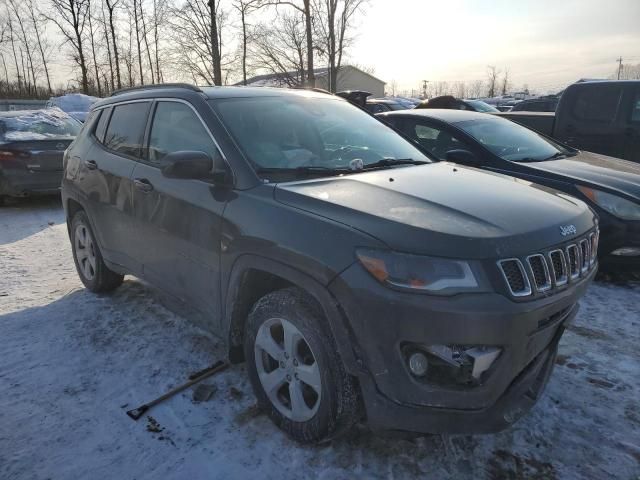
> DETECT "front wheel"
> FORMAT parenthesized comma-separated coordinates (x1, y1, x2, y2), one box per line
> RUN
(70, 210, 123, 293)
(244, 287, 360, 443)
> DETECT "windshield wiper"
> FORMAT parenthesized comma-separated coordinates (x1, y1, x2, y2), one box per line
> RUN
(544, 152, 568, 161)
(361, 158, 430, 170)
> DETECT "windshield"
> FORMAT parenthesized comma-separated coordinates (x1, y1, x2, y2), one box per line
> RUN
(210, 95, 430, 178)
(0, 109, 81, 143)
(455, 116, 572, 162)
(465, 100, 499, 113)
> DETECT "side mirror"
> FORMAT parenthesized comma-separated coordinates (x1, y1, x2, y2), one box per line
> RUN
(445, 149, 479, 165)
(160, 151, 214, 180)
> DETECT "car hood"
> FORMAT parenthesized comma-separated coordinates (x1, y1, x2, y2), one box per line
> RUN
(524, 151, 640, 201)
(274, 163, 595, 259)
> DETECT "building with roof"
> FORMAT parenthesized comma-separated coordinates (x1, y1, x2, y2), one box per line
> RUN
(239, 65, 386, 97)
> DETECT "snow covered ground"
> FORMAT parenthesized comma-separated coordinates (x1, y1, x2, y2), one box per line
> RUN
(1, 198, 639, 480)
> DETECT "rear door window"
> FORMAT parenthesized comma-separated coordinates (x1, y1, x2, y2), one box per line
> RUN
(103, 102, 151, 158)
(572, 86, 623, 123)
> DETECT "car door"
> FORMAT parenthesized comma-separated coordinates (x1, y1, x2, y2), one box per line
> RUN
(556, 84, 626, 158)
(623, 87, 640, 163)
(130, 99, 227, 323)
(75, 101, 151, 274)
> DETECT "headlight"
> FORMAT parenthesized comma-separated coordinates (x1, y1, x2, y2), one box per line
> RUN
(577, 186, 640, 221)
(356, 249, 483, 295)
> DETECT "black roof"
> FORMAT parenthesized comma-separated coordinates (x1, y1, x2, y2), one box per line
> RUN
(92, 84, 342, 109)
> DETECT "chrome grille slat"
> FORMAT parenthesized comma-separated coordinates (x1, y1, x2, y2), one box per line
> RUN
(497, 259, 532, 297)
(548, 249, 568, 286)
(579, 239, 590, 274)
(526, 254, 552, 292)
(566, 244, 580, 280)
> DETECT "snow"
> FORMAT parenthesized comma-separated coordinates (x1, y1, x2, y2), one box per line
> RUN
(0, 109, 79, 143)
(1, 198, 639, 480)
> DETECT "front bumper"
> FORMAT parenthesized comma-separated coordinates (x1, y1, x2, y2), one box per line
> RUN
(329, 263, 595, 434)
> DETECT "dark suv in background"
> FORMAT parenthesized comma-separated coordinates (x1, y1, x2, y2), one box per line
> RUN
(62, 84, 597, 443)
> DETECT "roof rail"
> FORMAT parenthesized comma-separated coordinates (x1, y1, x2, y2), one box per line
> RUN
(110, 83, 203, 97)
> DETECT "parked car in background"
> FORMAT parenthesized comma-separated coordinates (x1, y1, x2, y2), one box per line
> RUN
(46, 93, 100, 123)
(379, 108, 640, 268)
(510, 96, 559, 112)
(365, 97, 412, 113)
(0, 109, 81, 204)
(416, 95, 499, 113)
(62, 84, 597, 442)
(497, 80, 640, 163)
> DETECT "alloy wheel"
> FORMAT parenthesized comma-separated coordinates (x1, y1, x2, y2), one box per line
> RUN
(74, 223, 97, 281)
(254, 317, 322, 422)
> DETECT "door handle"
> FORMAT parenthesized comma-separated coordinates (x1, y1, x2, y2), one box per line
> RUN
(84, 159, 98, 170)
(133, 178, 154, 193)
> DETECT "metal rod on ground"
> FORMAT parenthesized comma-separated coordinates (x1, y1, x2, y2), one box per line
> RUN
(126, 360, 229, 421)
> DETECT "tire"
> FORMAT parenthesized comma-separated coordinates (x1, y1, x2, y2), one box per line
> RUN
(244, 287, 360, 443)
(70, 210, 123, 293)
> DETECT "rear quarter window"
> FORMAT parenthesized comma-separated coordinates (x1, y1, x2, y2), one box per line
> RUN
(571, 86, 623, 123)
(103, 102, 151, 158)
(94, 107, 112, 143)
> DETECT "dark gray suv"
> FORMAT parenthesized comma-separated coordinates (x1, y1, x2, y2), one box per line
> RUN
(62, 84, 598, 443)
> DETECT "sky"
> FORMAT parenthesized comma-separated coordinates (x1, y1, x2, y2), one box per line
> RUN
(349, 0, 640, 94)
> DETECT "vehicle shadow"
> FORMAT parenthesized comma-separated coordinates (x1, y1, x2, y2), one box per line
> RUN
(0, 195, 65, 245)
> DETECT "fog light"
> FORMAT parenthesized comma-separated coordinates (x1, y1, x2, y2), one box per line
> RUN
(408, 352, 429, 377)
(611, 247, 640, 257)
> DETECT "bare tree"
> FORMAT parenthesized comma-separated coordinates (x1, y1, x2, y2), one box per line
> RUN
(233, 0, 263, 85)
(100, 1, 115, 91)
(267, 0, 315, 87)
(138, 0, 156, 83)
(468, 79, 484, 98)
(25, 0, 53, 94)
(8, 0, 38, 93)
(168, 0, 231, 85)
(501, 67, 510, 96)
(105, 0, 122, 89)
(250, 12, 306, 86)
(87, 0, 102, 95)
(314, 0, 365, 92)
(486, 65, 499, 97)
(48, 0, 91, 93)
(5, 13, 23, 92)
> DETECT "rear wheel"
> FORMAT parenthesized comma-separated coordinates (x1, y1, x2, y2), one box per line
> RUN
(70, 210, 123, 292)
(244, 287, 360, 443)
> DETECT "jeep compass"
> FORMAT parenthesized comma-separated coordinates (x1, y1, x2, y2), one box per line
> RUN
(61, 84, 598, 443)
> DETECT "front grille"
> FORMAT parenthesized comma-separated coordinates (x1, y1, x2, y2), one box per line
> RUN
(497, 228, 598, 298)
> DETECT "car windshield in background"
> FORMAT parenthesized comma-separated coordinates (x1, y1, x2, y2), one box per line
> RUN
(211, 95, 430, 178)
(455, 117, 572, 162)
(465, 100, 499, 113)
(0, 109, 81, 143)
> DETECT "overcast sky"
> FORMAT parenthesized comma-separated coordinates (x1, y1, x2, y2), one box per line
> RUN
(349, 0, 640, 94)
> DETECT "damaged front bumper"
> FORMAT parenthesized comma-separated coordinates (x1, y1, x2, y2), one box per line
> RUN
(329, 262, 594, 434)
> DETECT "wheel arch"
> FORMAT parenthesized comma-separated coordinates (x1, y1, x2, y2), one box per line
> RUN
(223, 254, 363, 376)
